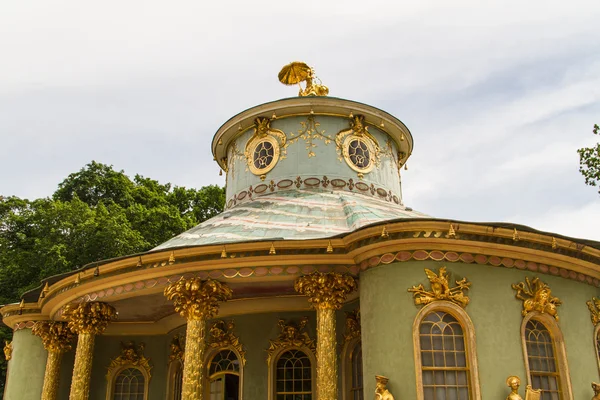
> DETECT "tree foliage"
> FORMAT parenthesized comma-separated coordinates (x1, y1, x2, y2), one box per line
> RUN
(0, 162, 225, 395)
(578, 124, 600, 194)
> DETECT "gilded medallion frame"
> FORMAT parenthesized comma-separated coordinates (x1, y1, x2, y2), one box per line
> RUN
(342, 135, 376, 174)
(246, 135, 281, 176)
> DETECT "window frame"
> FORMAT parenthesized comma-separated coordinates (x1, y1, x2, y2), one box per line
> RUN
(268, 345, 316, 400)
(166, 358, 183, 400)
(521, 311, 573, 400)
(204, 346, 244, 400)
(594, 324, 600, 377)
(106, 365, 150, 400)
(412, 301, 481, 400)
(341, 337, 363, 400)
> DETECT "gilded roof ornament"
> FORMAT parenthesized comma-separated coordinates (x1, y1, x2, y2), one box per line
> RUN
(278, 61, 329, 97)
(106, 341, 152, 380)
(587, 297, 600, 326)
(266, 317, 316, 365)
(512, 277, 561, 320)
(408, 267, 471, 308)
(208, 320, 246, 366)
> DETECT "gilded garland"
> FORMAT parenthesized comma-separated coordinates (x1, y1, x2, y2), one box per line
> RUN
(62, 302, 117, 334)
(408, 267, 471, 308)
(164, 278, 233, 321)
(512, 277, 561, 320)
(106, 341, 152, 380)
(295, 272, 357, 310)
(31, 321, 75, 353)
(208, 320, 246, 365)
(266, 317, 316, 366)
(587, 297, 600, 326)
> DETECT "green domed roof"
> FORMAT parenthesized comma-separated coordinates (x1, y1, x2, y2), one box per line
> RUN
(153, 189, 428, 250)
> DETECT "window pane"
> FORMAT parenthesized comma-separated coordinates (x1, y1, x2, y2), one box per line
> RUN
(275, 350, 312, 399)
(525, 320, 562, 400)
(113, 368, 145, 400)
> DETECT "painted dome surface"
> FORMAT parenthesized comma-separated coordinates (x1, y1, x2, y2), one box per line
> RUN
(153, 189, 428, 250)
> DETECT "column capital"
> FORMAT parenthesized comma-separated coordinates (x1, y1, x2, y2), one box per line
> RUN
(62, 302, 116, 335)
(295, 272, 357, 310)
(164, 278, 233, 321)
(32, 321, 75, 353)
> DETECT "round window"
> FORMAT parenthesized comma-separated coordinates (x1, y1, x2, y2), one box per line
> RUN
(342, 136, 375, 173)
(247, 136, 280, 175)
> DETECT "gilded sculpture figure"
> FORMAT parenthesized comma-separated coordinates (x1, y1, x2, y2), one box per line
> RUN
(3, 340, 12, 361)
(106, 341, 152, 380)
(593, 382, 600, 400)
(343, 308, 361, 345)
(266, 317, 315, 365)
(587, 297, 600, 326)
(278, 61, 329, 97)
(512, 277, 561, 319)
(505, 376, 541, 400)
(208, 320, 246, 365)
(169, 335, 184, 363)
(374, 375, 394, 400)
(407, 267, 471, 308)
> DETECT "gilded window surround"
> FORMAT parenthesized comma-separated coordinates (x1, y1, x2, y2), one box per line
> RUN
(412, 301, 482, 400)
(594, 324, 600, 378)
(203, 346, 244, 400)
(267, 345, 316, 400)
(105, 365, 150, 400)
(520, 311, 573, 400)
(341, 336, 362, 400)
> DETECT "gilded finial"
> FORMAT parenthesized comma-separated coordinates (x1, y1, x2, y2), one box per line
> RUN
(40, 282, 50, 299)
(326, 240, 333, 253)
(219, 169, 223, 176)
(381, 226, 389, 239)
(513, 228, 519, 242)
(136, 256, 142, 267)
(18, 299, 24, 315)
(74, 273, 81, 285)
(552, 237, 557, 249)
(168, 251, 175, 265)
(218, 138, 223, 145)
(269, 242, 276, 255)
(93, 266, 100, 277)
(221, 246, 227, 259)
(448, 224, 456, 238)
(278, 62, 329, 97)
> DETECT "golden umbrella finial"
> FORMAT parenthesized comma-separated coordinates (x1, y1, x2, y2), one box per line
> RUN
(278, 61, 329, 97)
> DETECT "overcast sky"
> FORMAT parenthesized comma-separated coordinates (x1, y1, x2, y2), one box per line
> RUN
(1, 1, 599, 241)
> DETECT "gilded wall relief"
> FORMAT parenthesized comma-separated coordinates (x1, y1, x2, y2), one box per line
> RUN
(285, 115, 332, 158)
(343, 308, 361, 345)
(169, 335, 184, 363)
(336, 115, 381, 175)
(587, 297, 600, 326)
(512, 277, 562, 320)
(207, 320, 246, 365)
(266, 317, 316, 366)
(245, 117, 287, 176)
(106, 341, 152, 380)
(408, 266, 471, 308)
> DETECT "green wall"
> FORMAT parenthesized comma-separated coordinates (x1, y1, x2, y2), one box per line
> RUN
(3, 328, 46, 400)
(360, 260, 600, 399)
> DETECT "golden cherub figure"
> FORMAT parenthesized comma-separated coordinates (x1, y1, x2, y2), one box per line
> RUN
(374, 375, 394, 400)
(512, 277, 562, 319)
(408, 267, 471, 308)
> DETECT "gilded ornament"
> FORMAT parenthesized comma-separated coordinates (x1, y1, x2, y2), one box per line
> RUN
(208, 320, 246, 365)
(244, 117, 286, 175)
(164, 278, 232, 321)
(278, 61, 329, 97)
(592, 382, 600, 400)
(335, 115, 380, 173)
(295, 272, 357, 310)
(106, 341, 152, 380)
(266, 317, 316, 365)
(3, 340, 12, 361)
(326, 240, 333, 253)
(285, 114, 332, 158)
(62, 302, 117, 335)
(374, 375, 394, 400)
(269, 243, 276, 255)
(168, 251, 176, 264)
(32, 321, 75, 353)
(512, 277, 561, 319)
(169, 335, 184, 363)
(447, 224, 456, 238)
(408, 267, 471, 308)
(587, 297, 600, 325)
(505, 376, 541, 400)
(343, 309, 361, 345)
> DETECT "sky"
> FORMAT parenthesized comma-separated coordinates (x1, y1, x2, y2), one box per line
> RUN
(1, 0, 599, 241)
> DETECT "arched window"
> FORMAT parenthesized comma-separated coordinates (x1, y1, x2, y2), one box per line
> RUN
(206, 349, 241, 400)
(111, 368, 147, 400)
(275, 349, 313, 400)
(167, 359, 183, 400)
(413, 302, 481, 400)
(342, 339, 363, 400)
(521, 313, 572, 400)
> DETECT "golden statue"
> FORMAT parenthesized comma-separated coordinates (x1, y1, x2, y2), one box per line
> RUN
(592, 382, 600, 400)
(408, 267, 471, 308)
(3, 340, 12, 361)
(505, 376, 541, 400)
(512, 277, 561, 319)
(278, 62, 329, 97)
(374, 375, 394, 400)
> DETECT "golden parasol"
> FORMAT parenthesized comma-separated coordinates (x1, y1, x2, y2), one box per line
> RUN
(278, 61, 312, 85)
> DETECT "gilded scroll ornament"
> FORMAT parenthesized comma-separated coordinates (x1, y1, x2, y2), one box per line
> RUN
(164, 278, 233, 321)
(587, 298, 600, 325)
(512, 277, 561, 320)
(169, 335, 184, 363)
(278, 62, 329, 97)
(266, 317, 315, 366)
(285, 115, 332, 158)
(407, 267, 471, 308)
(294, 272, 358, 310)
(62, 301, 117, 334)
(3, 340, 12, 361)
(32, 321, 75, 353)
(208, 320, 246, 365)
(374, 375, 394, 400)
(336, 115, 381, 174)
(343, 308, 361, 345)
(505, 376, 541, 400)
(106, 341, 152, 380)
(592, 382, 600, 400)
(244, 117, 286, 175)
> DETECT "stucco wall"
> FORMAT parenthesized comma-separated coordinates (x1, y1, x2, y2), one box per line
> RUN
(3, 328, 46, 400)
(360, 260, 600, 399)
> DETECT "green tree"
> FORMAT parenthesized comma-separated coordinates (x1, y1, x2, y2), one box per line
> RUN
(0, 162, 225, 396)
(578, 124, 600, 194)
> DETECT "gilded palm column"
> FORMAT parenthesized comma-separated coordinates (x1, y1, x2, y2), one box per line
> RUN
(62, 302, 117, 400)
(32, 321, 76, 400)
(164, 278, 233, 400)
(295, 272, 357, 400)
